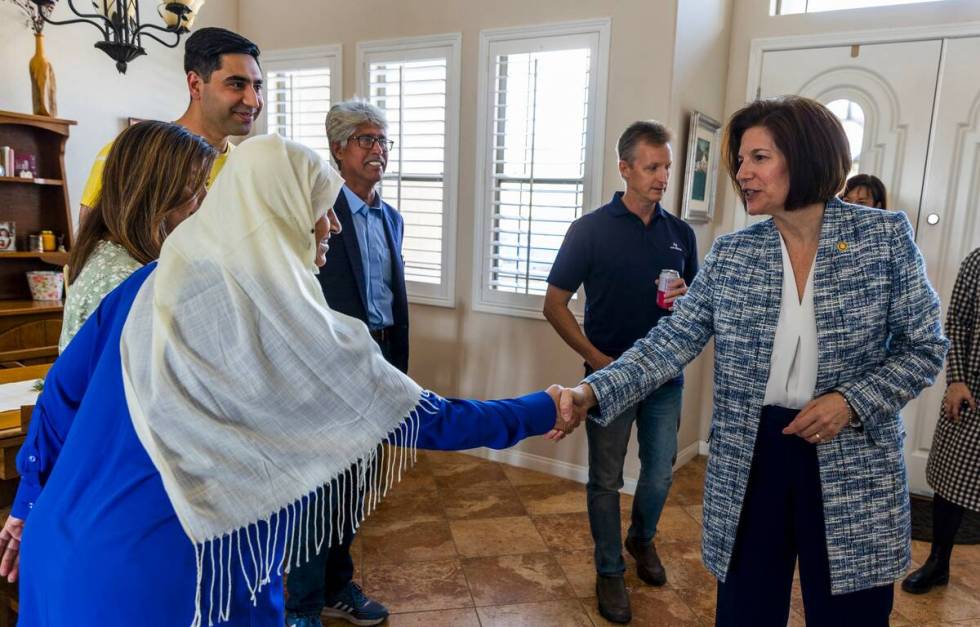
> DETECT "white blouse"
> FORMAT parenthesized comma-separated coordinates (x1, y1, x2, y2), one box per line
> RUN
(763, 234, 818, 409)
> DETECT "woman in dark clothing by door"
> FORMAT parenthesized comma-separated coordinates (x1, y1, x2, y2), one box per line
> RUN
(904, 247, 980, 594)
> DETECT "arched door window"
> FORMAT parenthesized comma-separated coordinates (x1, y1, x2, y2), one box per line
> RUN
(827, 98, 865, 176)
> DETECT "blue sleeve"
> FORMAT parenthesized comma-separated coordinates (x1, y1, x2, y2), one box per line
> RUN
(547, 219, 589, 293)
(414, 391, 556, 451)
(11, 263, 153, 520)
(12, 297, 108, 519)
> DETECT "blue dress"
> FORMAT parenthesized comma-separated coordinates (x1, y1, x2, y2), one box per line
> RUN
(12, 264, 556, 626)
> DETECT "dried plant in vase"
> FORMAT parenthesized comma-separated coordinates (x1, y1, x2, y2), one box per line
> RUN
(3, 0, 58, 117)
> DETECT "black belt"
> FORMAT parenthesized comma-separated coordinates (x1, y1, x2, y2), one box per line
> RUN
(369, 326, 393, 343)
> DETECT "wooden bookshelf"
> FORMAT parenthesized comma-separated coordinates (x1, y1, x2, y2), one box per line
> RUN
(0, 176, 64, 186)
(0, 110, 75, 366)
(0, 251, 69, 264)
(0, 300, 63, 316)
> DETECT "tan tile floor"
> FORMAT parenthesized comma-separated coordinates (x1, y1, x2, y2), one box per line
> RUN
(317, 452, 980, 626)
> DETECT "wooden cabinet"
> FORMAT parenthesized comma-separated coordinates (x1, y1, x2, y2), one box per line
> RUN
(0, 111, 75, 366)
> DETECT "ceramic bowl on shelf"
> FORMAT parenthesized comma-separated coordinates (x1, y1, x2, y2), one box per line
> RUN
(25, 270, 63, 301)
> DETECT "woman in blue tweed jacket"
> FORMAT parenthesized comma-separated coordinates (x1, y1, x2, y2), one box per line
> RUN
(560, 97, 948, 626)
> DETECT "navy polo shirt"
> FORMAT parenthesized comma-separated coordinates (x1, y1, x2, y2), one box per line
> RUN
(547, 191, 699, 384)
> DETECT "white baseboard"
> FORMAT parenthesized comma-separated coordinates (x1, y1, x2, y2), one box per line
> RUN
(466, 439, 707, 496)
(675, 439, 702, 470)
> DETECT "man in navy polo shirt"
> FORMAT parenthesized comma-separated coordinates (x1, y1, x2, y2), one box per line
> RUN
(544, 120, 698, 624)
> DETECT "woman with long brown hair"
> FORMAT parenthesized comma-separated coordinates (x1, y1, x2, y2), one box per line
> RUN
(59, 121, 216, 351)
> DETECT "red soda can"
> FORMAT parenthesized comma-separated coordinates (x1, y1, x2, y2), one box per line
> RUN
(656, 269, 680, 309)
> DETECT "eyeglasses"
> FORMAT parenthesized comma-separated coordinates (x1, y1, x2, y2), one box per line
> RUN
(349, 134, 394, 151)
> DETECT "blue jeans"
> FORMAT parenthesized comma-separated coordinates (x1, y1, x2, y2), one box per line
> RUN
(586, 383, 683, 577)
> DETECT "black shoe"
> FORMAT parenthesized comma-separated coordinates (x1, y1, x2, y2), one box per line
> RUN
(902, 555, 950, 594)
(596, 575, 632, 624)
(624, 536, 667, 586)
(321, 581, 389, 625)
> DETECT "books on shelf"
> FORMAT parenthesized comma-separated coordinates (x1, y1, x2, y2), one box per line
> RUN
(0, 146, 13, 177)
(0, 147, 36, 178)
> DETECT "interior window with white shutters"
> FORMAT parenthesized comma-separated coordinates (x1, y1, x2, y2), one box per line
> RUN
(267, 67, 332, 159)
(772, 0, 942, 14)
(474, 22, 608, 318)
(368, 58, 447, 287)
(359, 35, 460, 306)
(263, 47, 341, 160)
(488, 48, 592, 296)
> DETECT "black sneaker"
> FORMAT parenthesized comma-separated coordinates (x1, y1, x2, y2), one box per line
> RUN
(322, 581, 389, 626)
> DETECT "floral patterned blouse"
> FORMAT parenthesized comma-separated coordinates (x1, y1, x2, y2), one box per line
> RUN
(58, 240, 142, 352)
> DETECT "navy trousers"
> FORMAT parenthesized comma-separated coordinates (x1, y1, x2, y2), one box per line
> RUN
(284, 464, 360, 615)
(715, 405, 893, 627)
(285, 334, 396, 616)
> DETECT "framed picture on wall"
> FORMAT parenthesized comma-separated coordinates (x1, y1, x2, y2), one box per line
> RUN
(681, 111, 722, 223)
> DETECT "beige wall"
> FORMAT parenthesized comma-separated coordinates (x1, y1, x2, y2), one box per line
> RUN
(0, 0, 238, 227)
(665, 0, 734, 445)
(238, 0, 713, 481)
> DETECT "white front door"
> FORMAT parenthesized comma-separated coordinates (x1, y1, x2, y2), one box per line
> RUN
(750, 35, 980, 494)
(908, 35, 980, 493)
(759, 39, 942, 230)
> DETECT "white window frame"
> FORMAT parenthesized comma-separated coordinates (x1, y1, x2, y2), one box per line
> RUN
(471, 19, 610, 319)
(771, 0, 944, 15)
(357, 33, 461, 308)
(259, 45, 343, 143)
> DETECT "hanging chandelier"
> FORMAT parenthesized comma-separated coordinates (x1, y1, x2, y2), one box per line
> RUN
(30, 0, 205, 74)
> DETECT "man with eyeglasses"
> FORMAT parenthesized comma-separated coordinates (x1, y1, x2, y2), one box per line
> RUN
(285, 99, 408, 627)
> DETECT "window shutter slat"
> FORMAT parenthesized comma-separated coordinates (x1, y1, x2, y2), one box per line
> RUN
(267, 67, 333, 161)
(486, 47, 592, 297)
(369, 57, 449, 287)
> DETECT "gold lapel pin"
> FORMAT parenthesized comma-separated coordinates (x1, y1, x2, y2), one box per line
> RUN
(837, 241, 848, 253)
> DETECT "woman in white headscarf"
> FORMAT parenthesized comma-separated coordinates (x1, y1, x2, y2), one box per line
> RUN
(0, 135, 576, 627)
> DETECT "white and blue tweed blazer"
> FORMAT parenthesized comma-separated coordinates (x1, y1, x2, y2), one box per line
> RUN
(585, 198, 948, 594)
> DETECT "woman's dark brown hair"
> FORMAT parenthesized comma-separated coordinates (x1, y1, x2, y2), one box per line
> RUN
(842, 173, 888, 209)
(723, 96, 851, 210)
(68, 121, 217, 284)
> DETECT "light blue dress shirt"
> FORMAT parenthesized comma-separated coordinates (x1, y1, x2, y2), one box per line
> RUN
(343, 185, 394, 329)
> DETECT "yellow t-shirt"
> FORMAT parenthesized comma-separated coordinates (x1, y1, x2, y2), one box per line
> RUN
(79, 136, 232, 208)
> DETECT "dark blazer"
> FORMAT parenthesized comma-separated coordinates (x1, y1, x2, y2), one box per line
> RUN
(317, 189, 409, 373)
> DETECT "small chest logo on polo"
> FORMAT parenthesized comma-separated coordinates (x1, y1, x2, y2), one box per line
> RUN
(669, 242, 684, 253)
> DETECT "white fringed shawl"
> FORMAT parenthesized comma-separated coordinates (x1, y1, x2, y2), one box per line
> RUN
(119, 135, 430, 626)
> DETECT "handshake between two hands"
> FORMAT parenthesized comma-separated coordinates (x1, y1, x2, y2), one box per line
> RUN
(543, 383, 596, 441)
